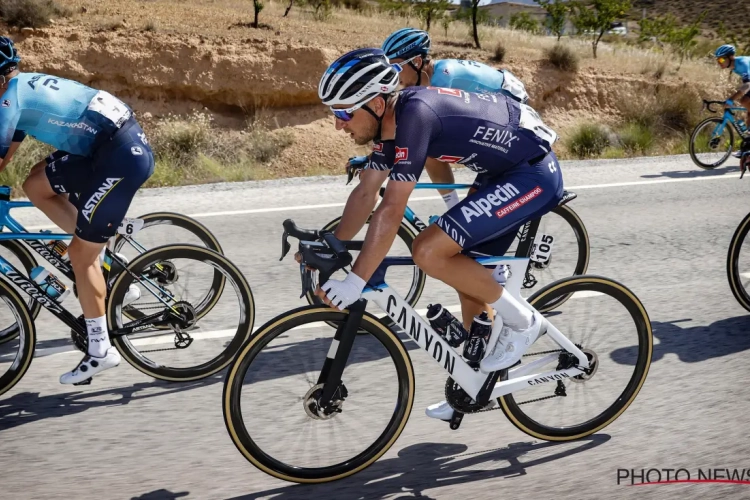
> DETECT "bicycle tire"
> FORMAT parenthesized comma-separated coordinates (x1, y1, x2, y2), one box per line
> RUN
(531, 205, 590, 313)
(107, 244, 255, 382)
(223, 305, 415, 484)
(727, 211, 750, 312)
(689, 117, 734, 170)
(113, 212, 226, 328)
(0, 240, 41, 345)
(0, 277, 37, 397)
(498, 275, 652, 440)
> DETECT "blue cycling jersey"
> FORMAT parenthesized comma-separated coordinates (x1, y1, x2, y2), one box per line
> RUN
(376, 86, 556, 183)
(430, 59, 529, 103)
(734, 56, 750, 83)
(0, 72, 132, 158)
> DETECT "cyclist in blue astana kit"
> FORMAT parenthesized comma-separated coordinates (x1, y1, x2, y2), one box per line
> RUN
(336, 28, 530, 241)
(716, 44, 750, 126)
(317, 48, 561, 421)
(0, 36, 154, 384)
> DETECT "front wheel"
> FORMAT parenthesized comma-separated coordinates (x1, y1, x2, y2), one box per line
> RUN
(689, 117, 734, 170)
(223, 305, 415, 484)
(727, 211, 750, 312)
(108, 244, 255, 382)
(0, 278, 36, 397)
(497, 275, 653, 440)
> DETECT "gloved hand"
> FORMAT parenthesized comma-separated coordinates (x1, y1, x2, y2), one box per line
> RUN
(348, 155, 369, 167)
(316, 272, 367, 310)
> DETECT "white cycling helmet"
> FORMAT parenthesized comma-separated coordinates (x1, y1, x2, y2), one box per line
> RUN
(318, 48, 401, 109)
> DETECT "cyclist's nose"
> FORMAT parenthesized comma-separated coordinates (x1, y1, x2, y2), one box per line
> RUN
(334, 117, 347, 131)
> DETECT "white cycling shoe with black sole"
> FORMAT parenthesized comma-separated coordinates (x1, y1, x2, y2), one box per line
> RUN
(479, 309, 546, 374)
(425, 399, 498, 421)
(59, 347, 121, 385)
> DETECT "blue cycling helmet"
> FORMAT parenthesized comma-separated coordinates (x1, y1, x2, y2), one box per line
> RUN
(715, 44, 736, 58)
(0, 37, 20, 75)
(318, 48, 400, 107)
(381, 28, 431, 61)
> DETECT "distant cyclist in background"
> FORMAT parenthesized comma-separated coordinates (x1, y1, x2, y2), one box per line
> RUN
(715, 44, 750, 156)
(338, 27, 530, 237)
(0, 36, 154, 385)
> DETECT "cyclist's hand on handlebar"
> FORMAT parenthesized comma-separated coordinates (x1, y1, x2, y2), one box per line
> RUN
(316, 272, 366, 311)
(725, 99, 735, 109)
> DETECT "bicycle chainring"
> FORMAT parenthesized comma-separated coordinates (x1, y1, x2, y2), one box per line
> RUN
(444, 377, 494, 414)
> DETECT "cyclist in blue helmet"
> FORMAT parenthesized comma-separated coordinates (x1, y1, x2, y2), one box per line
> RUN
(715, 44, 750, 153)
(0, 35, 154, 385)
(341, 28, 531, 229)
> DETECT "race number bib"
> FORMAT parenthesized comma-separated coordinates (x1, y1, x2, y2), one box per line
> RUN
(519, 103, 558, 148)
(88, 91, 131, 128)
(117, 217, 145, 236)
(530, 233, 555, 264)
(500, 70, 529, 103)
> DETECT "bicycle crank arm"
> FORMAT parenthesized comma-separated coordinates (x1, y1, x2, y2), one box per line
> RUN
(110, 309, 178, 337)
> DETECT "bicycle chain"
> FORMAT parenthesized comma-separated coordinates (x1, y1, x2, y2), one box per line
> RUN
(450, 346, 574, 413)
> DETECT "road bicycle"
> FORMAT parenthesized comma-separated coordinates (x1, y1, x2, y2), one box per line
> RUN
(0, 188, 225, 345)
(726, 204, 750, 312)
(689, 99, 750, 170)
(222, 219, 652, 484)
(303, 164, 590, 315)
(0, 187, 254, 397)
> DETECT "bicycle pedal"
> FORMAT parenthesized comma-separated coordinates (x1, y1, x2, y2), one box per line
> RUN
(449, 411, 464, 430)
(73, 377, 92, 386)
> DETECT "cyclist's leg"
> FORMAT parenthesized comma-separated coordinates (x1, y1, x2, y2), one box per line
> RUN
(60, 119, 155, 384)
(424, 157, 459, 208)
(740, 92, 750, 125)
(22, 151, 81, 233)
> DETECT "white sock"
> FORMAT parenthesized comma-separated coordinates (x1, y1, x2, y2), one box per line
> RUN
(86, 315, 111, 357)
(442, 190, 459, 209)
(491, 291, 532, 330)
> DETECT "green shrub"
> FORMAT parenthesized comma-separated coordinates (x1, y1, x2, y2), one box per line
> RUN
(567, 123, 610, 158)
(492, 41, 506, 63)
(0, 0, 71, 28)
(545, 43, 579, 72)
(619, 122, 655, 155)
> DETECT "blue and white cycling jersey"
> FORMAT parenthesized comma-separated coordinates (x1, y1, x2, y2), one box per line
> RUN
(430, 59, 529, 104)
(0, 72, 132, 158)
(734, 56, 750, 83)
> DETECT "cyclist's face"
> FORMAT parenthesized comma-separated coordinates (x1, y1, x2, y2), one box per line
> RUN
(333, 99, 382, 145)
(717, 56, 731, 69)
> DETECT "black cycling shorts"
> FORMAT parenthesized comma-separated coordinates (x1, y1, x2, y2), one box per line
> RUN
(45, 117, 155, 243)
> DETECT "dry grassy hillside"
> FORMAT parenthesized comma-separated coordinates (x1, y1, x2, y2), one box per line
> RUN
(632, 0, 749, 37)
(0, 0, 741, 189)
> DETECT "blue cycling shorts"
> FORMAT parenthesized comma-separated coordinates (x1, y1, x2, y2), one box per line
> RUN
(434, 151, 564, 255)
(45, 116, 155, 243)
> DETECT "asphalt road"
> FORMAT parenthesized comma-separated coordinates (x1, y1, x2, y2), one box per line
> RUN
(2, 154, 750, 500)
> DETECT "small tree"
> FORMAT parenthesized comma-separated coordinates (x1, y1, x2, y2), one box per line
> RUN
(471, 0, 481, 48)
(637, 13, 676, 47)
(441, 10, 453, 36)
(413, 0, 451, 31)
(509, 11, 540, 34)
(283, 0, 294, 16)
(252, 0, 264, 27)
(539, 0, 568, 41)
(570, 0, 632, 58)
(666, 11, 705, 68)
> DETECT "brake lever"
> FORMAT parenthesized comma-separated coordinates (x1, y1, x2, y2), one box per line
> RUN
(346, 164, 361, 185)
(280, 230, 291, 261)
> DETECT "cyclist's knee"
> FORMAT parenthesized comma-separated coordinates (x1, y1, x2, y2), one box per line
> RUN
(412, 226, 461, 271)
(424, 157, 455, 183)
(68, 236, 104, 271)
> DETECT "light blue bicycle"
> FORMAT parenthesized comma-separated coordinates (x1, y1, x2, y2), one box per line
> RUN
(689, 99, 750, 169)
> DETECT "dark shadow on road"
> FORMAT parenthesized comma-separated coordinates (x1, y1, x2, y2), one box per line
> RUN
(223, 435, 611, 500)
(611, 315, 750, 365)
(131, 490, 190, 500)
(640, 165, 736, 179)
(0, 373, 224, 432)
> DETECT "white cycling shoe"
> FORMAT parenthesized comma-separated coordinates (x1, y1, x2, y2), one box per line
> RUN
(60, 347, 121, 385)
(425, 399, 498, 421)
(479, 310, 545, 374)
(124, 284, 141, 306)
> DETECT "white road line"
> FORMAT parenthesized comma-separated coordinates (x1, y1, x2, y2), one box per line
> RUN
(18, 172, 738, 229)
(32, 295, 602, 359)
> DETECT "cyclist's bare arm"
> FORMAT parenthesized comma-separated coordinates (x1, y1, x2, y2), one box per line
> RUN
(334, 167, 389, 240)
(0, 140, 23, 173)
(727, 83, 750, 106)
